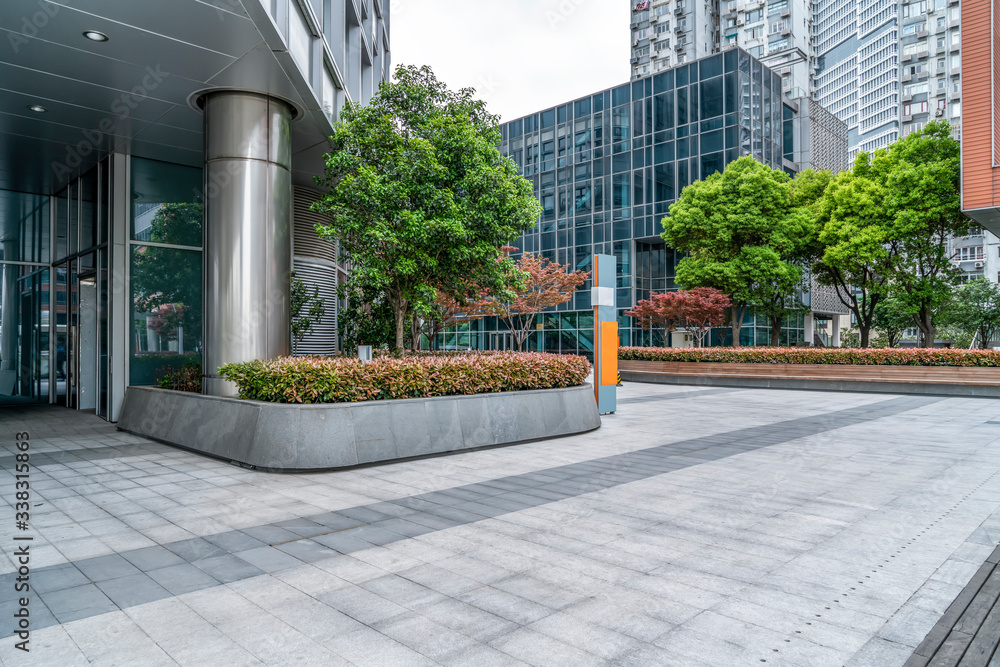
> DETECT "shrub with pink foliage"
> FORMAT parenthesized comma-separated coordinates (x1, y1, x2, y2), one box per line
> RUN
(218, 352, 591, 404)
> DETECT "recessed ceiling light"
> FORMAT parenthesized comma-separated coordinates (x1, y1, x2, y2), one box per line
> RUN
(82, 30, 108, 42)
(27, 105, 47, 113)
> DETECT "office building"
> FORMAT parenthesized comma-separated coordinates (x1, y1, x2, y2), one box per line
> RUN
(438, 50, 848, 356)
(0, 0, 389, 418)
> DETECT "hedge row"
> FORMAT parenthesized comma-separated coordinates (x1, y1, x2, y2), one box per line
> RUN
(618, 346, 1000, 367)
(218, 352, 591, 404)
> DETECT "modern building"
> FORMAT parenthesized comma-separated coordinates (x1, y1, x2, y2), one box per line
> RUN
(437, 50, 848, 356)
(631, 0, 963, 158)
(0, 0, 389, 419)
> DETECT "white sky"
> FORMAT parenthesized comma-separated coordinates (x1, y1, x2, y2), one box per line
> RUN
(389, 0, 631, 122)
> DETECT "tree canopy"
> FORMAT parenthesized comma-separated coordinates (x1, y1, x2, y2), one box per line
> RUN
(943, 279, 1000, 349)
(312, 65, 541, 351)
(882, 121, 963, 345)
(811, 154, 898, 348)
(626, 287, 730, 348)
(660, 156, 814, 346)
(812, 121, 962, 347)
(479, 252, 589, 351)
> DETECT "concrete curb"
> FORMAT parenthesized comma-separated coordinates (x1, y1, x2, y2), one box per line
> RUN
(117, 384, 601, 472)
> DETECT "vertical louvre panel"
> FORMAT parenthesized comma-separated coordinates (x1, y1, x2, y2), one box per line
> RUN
(292, 259, 338, 354)
(292, 187, 339, 355)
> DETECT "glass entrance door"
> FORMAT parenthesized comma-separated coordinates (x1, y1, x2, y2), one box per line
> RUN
(58, 253, 100, 411)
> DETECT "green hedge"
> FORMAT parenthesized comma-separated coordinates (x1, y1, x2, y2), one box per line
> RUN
(218, 352, 591, 404)
(618, 346, 1000, 367)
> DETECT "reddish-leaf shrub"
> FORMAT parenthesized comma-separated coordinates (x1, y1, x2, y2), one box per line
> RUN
(157, 360, 202, 393)
(218, 352, 591, 404)
(619, 346, 1000, 367)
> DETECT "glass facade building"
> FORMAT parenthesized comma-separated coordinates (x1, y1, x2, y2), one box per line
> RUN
(444, 50, 810, 355)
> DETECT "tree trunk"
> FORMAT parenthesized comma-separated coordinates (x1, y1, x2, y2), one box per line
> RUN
(859, 326, 870, 348)
(915, 309, 935, 348)
(393, 305, 406, 352)
(730, 306, 743, 347)
(770, 315, 781, 347)
(409, 313, 420, 351)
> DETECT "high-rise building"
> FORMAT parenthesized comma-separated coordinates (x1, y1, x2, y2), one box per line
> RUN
(630, 0, 718, 78)
(631, 0, 964, 158)
(813, 0, 961, 156)
(0, 0, 390, 419)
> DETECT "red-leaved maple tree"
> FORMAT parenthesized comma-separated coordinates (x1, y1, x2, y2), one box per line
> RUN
(416, 289, 485, 349)
(483, 253, 590, 351)
(677, 287, 731, 348)
(626, 287, 731, 347)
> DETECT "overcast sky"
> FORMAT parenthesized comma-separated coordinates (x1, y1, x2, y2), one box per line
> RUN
(389, 0, 631, 122)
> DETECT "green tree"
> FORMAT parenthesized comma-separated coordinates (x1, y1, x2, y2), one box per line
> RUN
(290, 272, 327, 354)
(882, 121, 964, 346)
(336, 277, 396, 354)
(871, 293, 913, 348)
(811, 158, 898, 348)
(312, 65, 541, 351)
(944, 279, 1000, 349)
(660, 156, 814, 346)
(789, 169, 835, 212)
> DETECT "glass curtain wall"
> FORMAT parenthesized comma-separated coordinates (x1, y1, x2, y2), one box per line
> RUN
(128, 157, 203, 386)
(0, 189, 51, 406)
(51, 162, 110, 412)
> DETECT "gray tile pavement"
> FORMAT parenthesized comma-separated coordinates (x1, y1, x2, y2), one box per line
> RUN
(1, 385, 1000, 665)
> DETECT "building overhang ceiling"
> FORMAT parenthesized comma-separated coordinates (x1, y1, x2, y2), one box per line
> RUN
(0, 0, 334, 196)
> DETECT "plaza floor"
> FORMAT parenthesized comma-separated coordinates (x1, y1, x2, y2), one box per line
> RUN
(2, 383, 1000, 666)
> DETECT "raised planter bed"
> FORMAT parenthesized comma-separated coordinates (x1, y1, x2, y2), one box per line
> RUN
(619, 360, 1000, 398)
(117, 384, 601, 472)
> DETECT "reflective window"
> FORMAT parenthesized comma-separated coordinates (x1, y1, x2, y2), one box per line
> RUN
(130, 246, 202, 386)
(700, 77, 724, 118)
(131, 158, 202, 246)
(0, 190, 50, 263)
(129, 157, 203, 386)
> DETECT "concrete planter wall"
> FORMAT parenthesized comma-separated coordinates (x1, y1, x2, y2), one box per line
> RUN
(117, 384, 600, 472)
(620, 360, 1000, 398)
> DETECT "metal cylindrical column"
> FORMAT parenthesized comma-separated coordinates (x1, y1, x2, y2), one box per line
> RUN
(202, 91, 293, 396)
